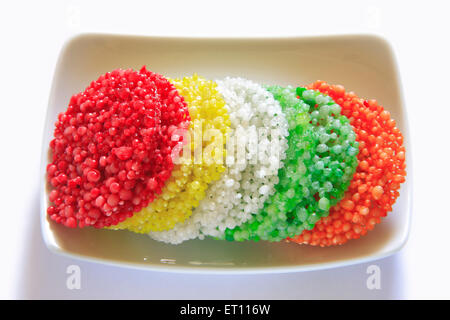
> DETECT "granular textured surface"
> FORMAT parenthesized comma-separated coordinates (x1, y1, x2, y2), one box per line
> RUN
(110, 74, 230, 233)
(289, 81, 406, 246)
(224, 86, 359, 242)
(46, 67, 190, 228)
(150, 77, 288, 244)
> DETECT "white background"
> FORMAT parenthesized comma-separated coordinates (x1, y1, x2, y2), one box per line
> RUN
(1, 0, 449, 299)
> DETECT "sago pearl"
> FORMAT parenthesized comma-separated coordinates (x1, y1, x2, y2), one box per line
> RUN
(150, 77, 288, 244)
(46, 66, 190, 228)
(224, 87, 359, 242)
(289, 81, 406, 246)
(110, 74, 230, 233)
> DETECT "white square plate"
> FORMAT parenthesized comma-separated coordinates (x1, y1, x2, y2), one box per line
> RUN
(40, 33, 412, 274)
